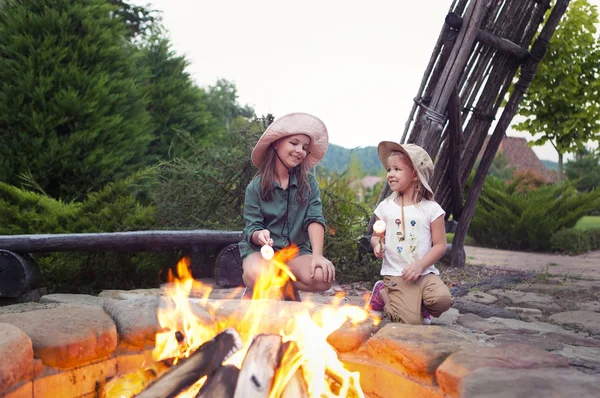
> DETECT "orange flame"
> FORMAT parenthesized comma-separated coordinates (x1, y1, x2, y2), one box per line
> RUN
(106, 247, 375, 398)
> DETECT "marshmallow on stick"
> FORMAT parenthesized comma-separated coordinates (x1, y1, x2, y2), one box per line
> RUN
(373, 220, 386, 234)
(260, 244, 274, 261)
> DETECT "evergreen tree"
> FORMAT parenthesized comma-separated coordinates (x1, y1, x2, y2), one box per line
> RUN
(138, 37, 217, 161)
(0, 0, 152, 201)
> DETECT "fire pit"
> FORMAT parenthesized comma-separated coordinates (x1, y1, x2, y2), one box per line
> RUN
(103, 248, 373, 398)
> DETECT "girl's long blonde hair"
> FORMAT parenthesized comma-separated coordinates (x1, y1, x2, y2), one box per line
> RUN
(387, 151, 433, 204)
(256, 140, 312, 202)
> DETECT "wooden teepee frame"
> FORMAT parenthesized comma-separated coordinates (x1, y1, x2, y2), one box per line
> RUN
(369, 0, 570, 267)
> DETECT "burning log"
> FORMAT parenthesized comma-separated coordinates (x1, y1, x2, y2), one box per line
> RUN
(195, 365, 240, 398)
(233, 334, 283, 398)
(280, 366, 308, 398)
(135, 328, 242, 398)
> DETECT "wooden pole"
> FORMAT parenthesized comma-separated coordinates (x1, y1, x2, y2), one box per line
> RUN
(445, 12, 530, 61)
(449, 0, 570, 267)
(0, 230, 242, 253)
(195, 365, 239, 398)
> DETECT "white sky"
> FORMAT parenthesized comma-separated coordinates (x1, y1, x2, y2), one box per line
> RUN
(135, 0, 600, 162)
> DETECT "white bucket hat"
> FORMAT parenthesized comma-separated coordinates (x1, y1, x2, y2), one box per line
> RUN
(251, 112, 329, 169)
(377, 141, 435, 198)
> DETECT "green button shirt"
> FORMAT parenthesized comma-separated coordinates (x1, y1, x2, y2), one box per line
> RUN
(238, 173, 327, 260)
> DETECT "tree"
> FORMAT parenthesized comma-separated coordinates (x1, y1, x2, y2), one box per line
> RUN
(139, 37, 217, 161)
(108, 0, 161, 42)
(206, 79, 255, 136)
(565, 148, 600, 192)
(0, 0, 152, 201)
(514, 0, 600, 183)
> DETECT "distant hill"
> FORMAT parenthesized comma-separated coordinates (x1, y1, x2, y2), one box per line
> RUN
(320, 144, 383, 175)
(541, 159, 558, 171)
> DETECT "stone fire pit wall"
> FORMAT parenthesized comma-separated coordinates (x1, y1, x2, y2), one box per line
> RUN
(1, 294, 599, 398)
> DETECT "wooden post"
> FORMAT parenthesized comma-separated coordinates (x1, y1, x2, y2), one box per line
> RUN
(449, 0, 570, 267)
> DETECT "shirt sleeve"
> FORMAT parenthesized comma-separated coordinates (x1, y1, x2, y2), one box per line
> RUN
(242, 181, 264, 247)
(303, 174, 327, 231)
(374, 200, 385, 221)
(427, 201, 446, 224)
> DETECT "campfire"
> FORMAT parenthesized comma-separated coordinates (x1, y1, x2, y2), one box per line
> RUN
(103, 245, 376, 397)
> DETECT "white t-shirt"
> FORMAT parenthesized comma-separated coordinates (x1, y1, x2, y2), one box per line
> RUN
(374, 198, 446, 277)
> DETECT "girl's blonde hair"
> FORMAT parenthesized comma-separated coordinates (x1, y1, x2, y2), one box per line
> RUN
(386, 151, 433, 203)
(256, 140, 312, 202)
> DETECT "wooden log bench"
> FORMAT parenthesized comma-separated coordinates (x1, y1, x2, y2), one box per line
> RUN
(0, 230, 245, 299)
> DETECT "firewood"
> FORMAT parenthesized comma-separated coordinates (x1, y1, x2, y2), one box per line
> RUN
(280, 367, 308, 398)
(135, 328, 242, 398)
(233, 334, 283, 398)
(195, 365, 239, 398)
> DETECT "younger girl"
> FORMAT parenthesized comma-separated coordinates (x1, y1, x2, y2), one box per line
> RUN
(369, 141, 453, 324)
(239, 113, 335, 300)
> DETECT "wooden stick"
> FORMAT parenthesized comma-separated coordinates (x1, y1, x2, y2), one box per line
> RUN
(0, 230, 242, 253)
(445, 12, 530, 61)
(233, 334, 283, 398)
(135, 328, 242, 398)
(195, 365, 240, 398)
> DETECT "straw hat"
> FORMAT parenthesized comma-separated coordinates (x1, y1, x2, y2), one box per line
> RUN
(377, 141, 434, 198)
(251, 112, 329, 169)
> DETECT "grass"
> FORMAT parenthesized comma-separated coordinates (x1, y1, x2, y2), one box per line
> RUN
(574, 216, 600, 230)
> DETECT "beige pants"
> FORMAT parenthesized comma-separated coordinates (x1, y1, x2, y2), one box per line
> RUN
(383, 274, 453, 324)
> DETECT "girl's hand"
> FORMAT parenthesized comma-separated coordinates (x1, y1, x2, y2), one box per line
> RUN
(310, 255, 335, 283)
(373, 239, 385, 259)
(402, 262, 423, 282)
(255, 229, 274, 246)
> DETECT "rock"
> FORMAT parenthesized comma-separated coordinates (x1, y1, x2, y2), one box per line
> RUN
(0, 323, 35, 391)
(436, 343, 569, 397)
(464, 291, 498, 305)
(461, 367, 600, 397)
(487, 317, 577, 335)
(102, 297, 215, 348)
(488, 289, 561, 314)
(366, 323, 483, 384)
(505, 306, 542, 319)
(0, 302, 73, 315)
(99, 289, 162, 300)
(453, 298, 518, 319)
(556, 345, 600, 366)
(550, 311, 600, 335)
(432, 308, 460, 326)
(490, 334, 564, 351)
(575, 301, 600, 312)
(0, 307, 117, 369)
(456, 313, 538, 336)
(544, 331, 600, 348)
(40, 294, 104, 307)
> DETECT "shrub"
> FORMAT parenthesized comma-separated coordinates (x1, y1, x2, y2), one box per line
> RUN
(153, 117, 267, 230)
(319, 174, 380, 283)
(469, 176, 600, 251)
(551, 228, 600, 254)
(0, 171, 167, 294)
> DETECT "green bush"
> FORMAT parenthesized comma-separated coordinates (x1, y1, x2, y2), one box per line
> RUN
(469, 176, 600, 251)
(0, 171, 169, 294)
(551, 228, 600, 254)
(153, 117, 268, 230)
(319, 174, 380, 283)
